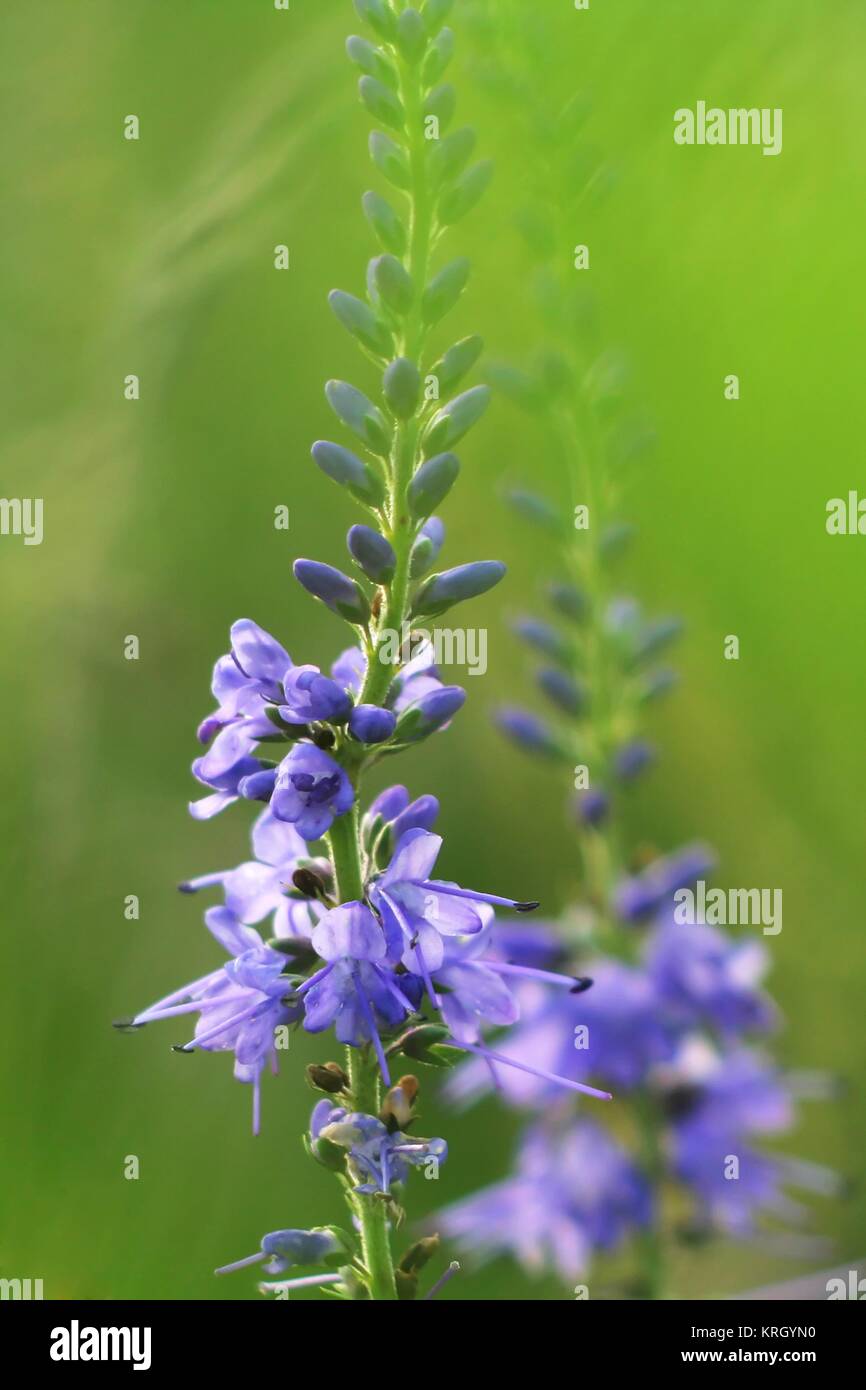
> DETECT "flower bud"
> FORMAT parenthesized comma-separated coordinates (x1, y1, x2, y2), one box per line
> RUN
(325, 380, 391, 456)
(312, 440, 386, 509)
(372, 254, 414, 315)
(359, 75, 405, 132)
(424, 81, 456, 132)
(537, 667, 586, 716)
(328, 290, 393, 358)
(380, 1074, 419, 1129)
(429, 128, 475, 185)
(547, 582, 587, 623)
(345, 35, 398, 89)
(575, 788, 609, 827)
(354, 0, 397, 42)
(294, 559, 371, 625)
(412, 559, 505, 619)
(394, 686, 465, 742)
(438, 160, 493, 225)
(495, 707, 563, 759)
(422, 0, 453, 33)
(396, 9, 427, 63)
(398, 1235, 441, 1274)
(407, 452, 459, 519)
(348, 703, 397, 745)
(409, 516, 445, 578)
(505, 487, 562, 532)
(429, 334, 483, 395)
(383, 357, 421, 419)
(421, 257, 470, 326)
(512, 617, 572, 665)
(306, 1062, 350, 1095)
(422, 384, 490, 454)
(369, 130, 411, 190)
(362, 190, 408, 256)
(347, 524, 396, 583)
(421, 25, 454, 85)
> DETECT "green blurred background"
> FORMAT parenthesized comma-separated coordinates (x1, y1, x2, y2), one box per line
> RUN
(2, 0, 864, 1299)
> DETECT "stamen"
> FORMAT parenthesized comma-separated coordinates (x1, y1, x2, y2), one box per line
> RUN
(259, 1272, 343, 1295)
(181, 998, 263, 1051)
(178, 872, 225, 894)
(483, 960, 586, 990)
(252, 1073, 261, 1137)
(453, 1040, 613, 1101)
(420, 881, 536, 911)
(423, 1260, 461, 1300)
(214, 1250, 267, 1276)
(294, 961, 337, 998)
(352, 968, 391, 1086)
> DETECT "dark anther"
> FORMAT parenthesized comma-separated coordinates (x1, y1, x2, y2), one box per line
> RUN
(570, 977, 594, 994)
(515, 900, 540, 913)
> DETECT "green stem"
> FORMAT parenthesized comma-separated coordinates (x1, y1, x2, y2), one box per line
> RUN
(327, 797, 398, 1302)
(345, 1045, 397, 1302)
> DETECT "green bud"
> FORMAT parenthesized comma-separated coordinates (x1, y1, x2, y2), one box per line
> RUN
(328, 290, 393, 359)
(423, 384, 490, 454)
(429, 334, 483, 395)
(359, 76, 405, 132)
(399, 1235, 441, 1274)
(345, 35, 399, 90)
(424, 82, 456, 133)
(362, 190, 408, 256)
(354, 0, 397, 42)
(407, 452, 459, 519)
(438, 160, 493, 225)
(369, 131, 411, 190)
(396, 9, 427, 63)
(422, 0, 453, 36)
(383, 357, 421, 419)
(325, 379, 392, 457)
(421, 257, 470, 327)
(429, 126, 475, 185)
(422, 25, 454, 86)
(372, 254, 415, 315)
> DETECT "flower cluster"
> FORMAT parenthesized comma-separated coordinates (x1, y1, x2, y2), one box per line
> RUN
(438, 495, 837, 1291)
(431, 0, 836, 1287)
(121, 0, 615, 1302)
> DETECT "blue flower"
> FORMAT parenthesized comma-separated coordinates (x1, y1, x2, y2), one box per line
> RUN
(216, 1226, 344, 1277)
(271, 743, 355, 841)
(369, 828, 534, 981)
(348, 703, 397, 744)
(181, 806, 326, 940)
(190, 723, 270, 821)
(133, 905, 299, 1133)
(438, 1119, 651, 1281)
(447, 960, 675, 1106)
(310, 1101, 447, 1195)
(279, 665, 352, 724)
(613, 844, 715, 922)
(664, 1045, 835, 1242)
(644, 911, 776, 1038)
(196, 619, 292, 745)
(302, 903, 419, 1080)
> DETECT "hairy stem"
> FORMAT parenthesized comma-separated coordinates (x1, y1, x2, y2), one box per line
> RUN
(327, 799, 397, 1302)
